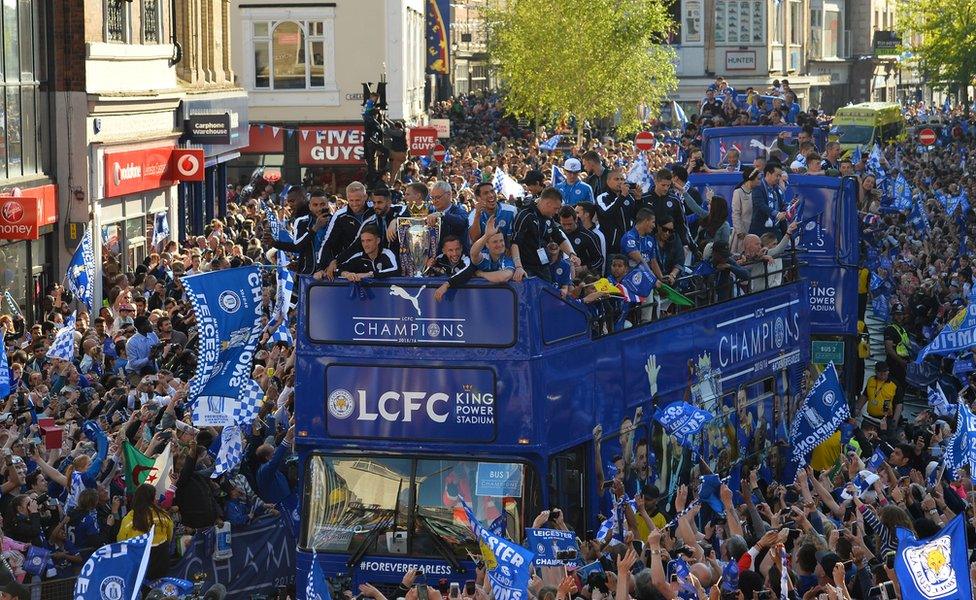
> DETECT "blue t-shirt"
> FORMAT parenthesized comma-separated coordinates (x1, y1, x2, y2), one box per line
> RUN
(555, 180, 595, 206)
(549, 258, 572, 287)
(477, 251, 515, 272)
(621, 227, 657, 267)
(66, 510, 101, 553)
(468, 203, 517, 239)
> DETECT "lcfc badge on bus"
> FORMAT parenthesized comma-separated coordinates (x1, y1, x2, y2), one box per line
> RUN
(325, 365, 496, 442)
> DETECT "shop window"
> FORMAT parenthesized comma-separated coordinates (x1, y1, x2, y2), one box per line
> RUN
(105, 0, 129, 43)
(142, 0, 161, 44)
(0, 0, 43, 183)
(244, 9, 336, 92)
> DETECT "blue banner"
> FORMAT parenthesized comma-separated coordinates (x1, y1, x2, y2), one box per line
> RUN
(307, 283, 517, 347)
(325, 364, 496, 442)
(66, 227, 95, 312)
(462, 499, 534, 600)
(0, 341, 9, 399)
(425, 0, 450, 75)
(170, 515, 296, 597)
(74, 529, 153, 600)
(525, 528, 581, 567)
(789, 364, 849, 469)
(184, 267, 266, 427)
(895, 514, 972, 600)
(917, 306, 976, 364)
(653, 401, 713, 449)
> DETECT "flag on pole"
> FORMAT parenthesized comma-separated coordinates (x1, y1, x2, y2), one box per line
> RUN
(789, 363, 849, 472)
(74, 528, 154, 600)
(65, 227, 95, 311)
(653, 401, 713, 449)
(47, 312, 77, 362)
(212, 426, 244, 478)
(306, 552, 333, 600)
(459, 498, 534, 597)
(894, 514, 971, 600)
(944, 400, 976, 478)
(616, 264, 657, 302)
(539, 135, 562, 151)
(672, 100, 688, 127)
(152, 212, 170, 248)
(551, 164, 566, 187)
(916, 305, 976, 364)
(122, 441, 172, 499)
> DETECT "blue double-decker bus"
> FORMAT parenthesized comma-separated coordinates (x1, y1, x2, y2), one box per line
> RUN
(294, 271, 812, 596)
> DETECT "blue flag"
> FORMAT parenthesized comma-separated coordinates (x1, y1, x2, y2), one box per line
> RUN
(916, 306, 976, 364)
(65, 226, 95, 311)
(211, 425, 244, 478)
(653, 401, 713, 449)
(872, 294, 890, 323)
(944, 401, 976, 478)
(306, 552, 332, 600)
(909, 198, 930, 238)
(928, 384, 954, 418)
(47, 312, 77, 362)
(617, 263, 657, 302)
(461, 498, 534, 599)
(0, 342, 9, 399)
(867, 446, 887, 471)
(893, 173, 913, 211)
(672, 100, 688, 127)
(539, 135, 562, 151)
(698, 474, 725, 516)
(74, 528, 154, 600)
(789, 364, 850, 471)
(895, 514, 971, 600)
(551, 164, 566, 187)
(525, 528, 581, 567)
(184, 267, 266, 427)
(152, 212, 170, 248)
(851, 145, 863, 164)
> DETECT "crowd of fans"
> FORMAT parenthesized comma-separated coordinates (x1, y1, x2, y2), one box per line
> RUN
(0, 84, 973, 600)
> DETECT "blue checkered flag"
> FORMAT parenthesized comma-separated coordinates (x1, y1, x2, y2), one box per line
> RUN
(65, 227, 95, 311)
(3, 291, 22, 319)
(211, 426, 243, 478)
(47, 312, 77, 362)
(74, 527, 154, 600)
(151, 212, 170, 248)
(269, 320, 293, 346)
(236, 378, 264, 425)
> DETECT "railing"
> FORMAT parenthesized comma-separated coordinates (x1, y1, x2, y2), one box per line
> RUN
(589, 247, 800, 338)
(26, 576, 77, 600)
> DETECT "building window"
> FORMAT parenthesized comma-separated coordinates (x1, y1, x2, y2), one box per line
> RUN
(252, 19, 329, 90)
(824, 9, 840, 58)
(714, 0, 764, 45)
(771, 0, 783, 44)
(0, 0, 43, 181)
(105, 0, 129, 43)
(789, 0, 802, 44)
(142, 0, 160, 43)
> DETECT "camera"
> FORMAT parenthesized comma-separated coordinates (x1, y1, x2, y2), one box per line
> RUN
(555, 549, 578, 561)
(549, 509, 561, 521)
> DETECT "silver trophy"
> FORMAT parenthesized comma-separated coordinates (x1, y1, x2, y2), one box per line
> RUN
(396, 216, 440, 277)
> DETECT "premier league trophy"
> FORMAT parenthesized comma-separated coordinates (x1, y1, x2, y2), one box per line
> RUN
(396, 216, 440, 277)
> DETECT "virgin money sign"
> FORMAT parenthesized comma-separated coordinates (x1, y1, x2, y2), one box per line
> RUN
(409, 127, 438, 155)
(104, 146, 176, 198)
(298, 125, 365, 165)
(0, 196, 42, 240)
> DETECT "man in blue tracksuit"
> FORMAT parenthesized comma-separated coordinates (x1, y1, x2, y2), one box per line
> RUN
(555, 158, 594, 206)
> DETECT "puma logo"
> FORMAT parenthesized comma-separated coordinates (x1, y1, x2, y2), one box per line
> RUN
(389, 285, 426, 316)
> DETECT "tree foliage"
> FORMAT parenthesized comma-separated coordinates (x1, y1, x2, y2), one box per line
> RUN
(896, 0, 976, 101)
(486, 0, 678, 135)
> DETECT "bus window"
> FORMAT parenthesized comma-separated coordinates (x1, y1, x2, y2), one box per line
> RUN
(304, 456, 412, 554)
(414, 459, 528, 558)
(548, 446, 587, 537)
(880, 121, 903, 142)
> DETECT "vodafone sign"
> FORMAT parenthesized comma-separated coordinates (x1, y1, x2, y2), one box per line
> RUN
(0, 196, 41, 240)
(173, 149, 205, 181)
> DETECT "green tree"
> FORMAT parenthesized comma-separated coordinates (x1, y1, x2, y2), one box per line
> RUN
(486, 0, 678, 138)
(896, 0, 976, 109)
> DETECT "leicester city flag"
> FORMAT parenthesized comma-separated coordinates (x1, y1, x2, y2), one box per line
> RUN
(653, 401, 713, 449)
(65, 226, 95, 311)
(461, 498, 534, 600)
(184, 267, 266, 427)
(789, 363, 849, 471)
(617, 263, 656, 302)
(895, 514, 971, 600)
(151, 212, 170, 248)
(306, 552, 333, 600)
(74, 528, 154, 600)
(917, 305, 976, 364)
(0, 342, 10, 399)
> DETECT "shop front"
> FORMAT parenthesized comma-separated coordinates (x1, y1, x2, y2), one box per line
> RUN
(94, 143, 182, 280)
(180, 93, 250, 235)
(0, 184, 58, 323)
(231, 123, 366, 195)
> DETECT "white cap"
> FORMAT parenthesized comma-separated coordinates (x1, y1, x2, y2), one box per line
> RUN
(563, 158, 582, 173)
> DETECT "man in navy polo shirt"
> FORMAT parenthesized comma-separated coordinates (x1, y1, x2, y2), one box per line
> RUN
(555, 158, 594, 206)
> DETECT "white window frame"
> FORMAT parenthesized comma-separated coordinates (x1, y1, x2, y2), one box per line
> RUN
(240, 6, 339, 105)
